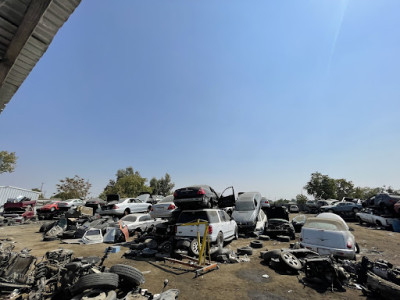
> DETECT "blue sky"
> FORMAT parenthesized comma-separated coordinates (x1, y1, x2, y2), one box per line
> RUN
(1, 0, 400, 199)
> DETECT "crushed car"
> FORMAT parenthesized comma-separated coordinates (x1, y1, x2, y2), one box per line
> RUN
(264, 206, 295, 240)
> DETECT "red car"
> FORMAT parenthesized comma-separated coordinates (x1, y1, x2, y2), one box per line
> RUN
(37, 200, 60, 219)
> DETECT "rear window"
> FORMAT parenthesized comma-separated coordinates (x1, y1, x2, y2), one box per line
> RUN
(159, 195, 174, 203)
(178, 211, 219, 224)
(122, 215, 137, 222)
(304, 219, 347, 231)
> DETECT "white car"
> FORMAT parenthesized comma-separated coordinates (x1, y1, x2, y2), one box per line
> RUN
(120, 213, 164, 234)
(300, 215, 357, 259)
(149, 195, 177, 218)
(356, 208, 394, 228)
(100, 198, 152, 216)
(175, 209, 238, 256)
(57, 199, 85, 212)
(261, 197, 271, 209)
(289, 205, 299, 213)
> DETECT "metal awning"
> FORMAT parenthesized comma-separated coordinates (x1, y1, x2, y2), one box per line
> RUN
(0, 0, 81, 114)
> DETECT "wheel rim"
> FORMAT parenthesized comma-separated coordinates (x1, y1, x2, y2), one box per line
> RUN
(283, 253, 301, 268)
(191, 240, 199, 255)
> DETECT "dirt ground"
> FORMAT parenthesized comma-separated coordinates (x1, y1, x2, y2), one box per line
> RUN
(1, 215, 399, 300)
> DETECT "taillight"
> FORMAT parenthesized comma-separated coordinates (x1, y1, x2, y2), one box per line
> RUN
(208, 225, 213, 234)
(197, 188, 206, 195)
(113, 205, 119, 209)
(173, 191, 178, 197)
(167, 204, 175, 210)
(346, 240, 352, 249)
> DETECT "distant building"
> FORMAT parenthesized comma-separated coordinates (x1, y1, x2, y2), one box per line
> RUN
(0, 186, 41, 206)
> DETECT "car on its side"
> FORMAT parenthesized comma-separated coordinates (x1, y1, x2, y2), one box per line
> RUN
(120, 213, 165, 235)
(232, 192, 262, 232)
(300, 215, 357, 259)
(175, 209, 238, 256)
(57, 199, 85, 212)
(173, 185, 236, 209)
(149, 195, 178, 219)
(100, 198, 151, 217)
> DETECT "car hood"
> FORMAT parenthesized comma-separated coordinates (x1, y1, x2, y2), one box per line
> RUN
(232, 210, 256, 223)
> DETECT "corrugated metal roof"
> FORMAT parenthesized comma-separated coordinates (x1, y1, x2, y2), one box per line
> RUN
(0, 0, 81, 114)
(0, 185, 41, 206)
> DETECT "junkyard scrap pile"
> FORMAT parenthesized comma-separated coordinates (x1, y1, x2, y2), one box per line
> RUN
(0, 187, 400, 299)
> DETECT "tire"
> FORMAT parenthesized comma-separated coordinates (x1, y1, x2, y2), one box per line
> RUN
(250, 240, 263, 248)
(109, 264, 145, 287)
(70, 273, 119, 296)
(50, 207, 55, 212)
(234, 226, 239, 240)
(189, 239, 200, 257)
(237, 246, 253, 256)
(158, 241, 173, 254)
(216, 232, 224, 248)
(356, 242, 360, 254)
(279, 251, 302, 271)
(258, 235, 270, 241)
(376, 220, 382, 227)
(358, 217, 363, 225)
(124, 209, 130, 216)
(353, 208, 359, 213)
(262, 249, 281, 262)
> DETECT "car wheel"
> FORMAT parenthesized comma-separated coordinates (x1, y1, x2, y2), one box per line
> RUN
(237, 246, 253, 256)
(279, 251, 302, 271)
(262, 249, 281, 262)
(355, 242, 360, 254)
(176, 239, 191, 249)
(189, 239, 200, 257)
(250, 240, 263, 248)
(124, 209, 130, 216)
(358, 217, 363, 225)
(234, 226, 239, 240)
(50, 207, 55, 212)
(353, 208, 359, 213)
(109, 264, 145, 287)
(216, 232, 224, 248)
(71, 290, 117, 300)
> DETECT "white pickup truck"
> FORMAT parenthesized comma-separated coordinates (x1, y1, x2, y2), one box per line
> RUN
(175, 209, 238, 256)
(356, 208, 395, 229)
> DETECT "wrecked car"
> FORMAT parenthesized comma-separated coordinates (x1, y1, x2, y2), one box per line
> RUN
(2, 197, 37, 223)
(57, 198, 85, 212)
(100, 197, 152, 217)
(300, 216, 357, 259)
(356, 208, 394, 229)
(120, 213, 165, 235)
(149, 195, 179, 219)
(37, 200, 60, 219)
(232, 192, 263, 233)
(175, 209, 238, 256)
(173, 185, 235, 209)
(264, 206, 295, 240)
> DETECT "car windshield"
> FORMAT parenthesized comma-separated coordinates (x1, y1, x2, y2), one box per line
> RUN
(136, 194, 150, 202)
(85, 229, 101, 236)
(235, 201, 255, 211)
(304, 219, 347, 231)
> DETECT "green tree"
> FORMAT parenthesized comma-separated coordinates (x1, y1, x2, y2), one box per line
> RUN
(335, 178, 354, 200)
(53, 175, 92, 200)
(100, 167, 151, 198)
(149, 173, 175, 196)
(304, 172, 336, 199)
(0, 151, 17, 174)
(149, 177, 159, 195)
(296, 194, 308, 206)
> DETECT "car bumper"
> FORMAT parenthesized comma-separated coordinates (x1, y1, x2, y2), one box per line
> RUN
(300, 242, 355, 259)
(99, 209, 124, 216)
(149, 211, 174, 219)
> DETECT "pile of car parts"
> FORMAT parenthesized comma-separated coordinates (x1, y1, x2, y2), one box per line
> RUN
(0, 244, 179, 299)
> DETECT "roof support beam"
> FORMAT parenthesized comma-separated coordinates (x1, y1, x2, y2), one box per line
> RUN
(0, 0, 52, 87)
